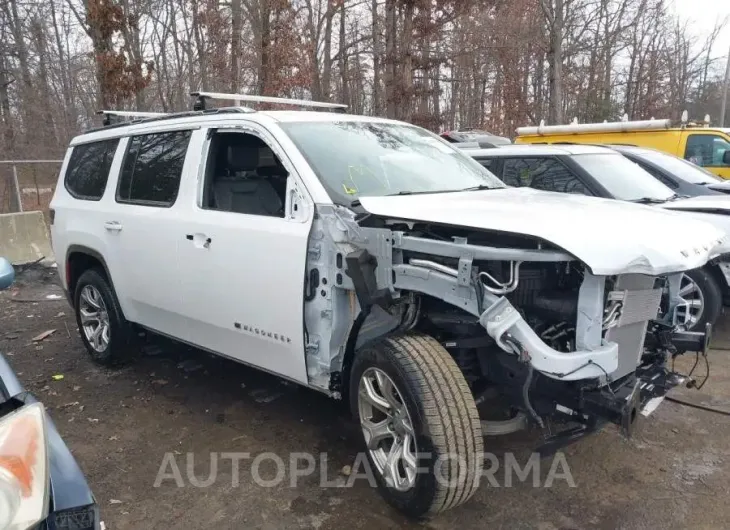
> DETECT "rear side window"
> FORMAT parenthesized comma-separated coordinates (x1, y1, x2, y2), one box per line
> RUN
(64, 139, 119, 200)
(117, 131, 192, 206)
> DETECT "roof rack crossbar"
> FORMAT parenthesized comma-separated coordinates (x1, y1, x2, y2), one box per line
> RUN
(97, 110, 167, 118)
(97, 109, 168, 126)
(191, 91, 348, 111)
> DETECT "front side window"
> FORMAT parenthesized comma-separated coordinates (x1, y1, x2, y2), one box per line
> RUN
(65, 139, 119, 200)
(502, 157, 588, 195)
(685, 134, 730, 168)
(280, 121, 504, 205)
(117, 130, 192, 206)
(571, 153, 675, 202)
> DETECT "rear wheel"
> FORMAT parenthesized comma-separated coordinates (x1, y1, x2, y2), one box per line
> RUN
(73, 268, 137, 366)
(678, 268, 721, 331)
(350, 333, 483, 518)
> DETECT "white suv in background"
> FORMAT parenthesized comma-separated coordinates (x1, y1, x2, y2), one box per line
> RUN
(50, 94, 725, 518)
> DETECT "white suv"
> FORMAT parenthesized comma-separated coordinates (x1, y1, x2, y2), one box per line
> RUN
(50, 94, 724, 518)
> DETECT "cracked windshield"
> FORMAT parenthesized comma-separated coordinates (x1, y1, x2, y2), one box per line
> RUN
(281, 121, 504, 204)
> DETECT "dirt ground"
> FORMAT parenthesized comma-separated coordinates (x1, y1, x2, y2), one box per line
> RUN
(2, 265, 730, 530)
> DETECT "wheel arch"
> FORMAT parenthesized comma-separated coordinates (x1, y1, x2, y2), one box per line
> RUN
(704, 262, 730, 298)
(65, 245, 115, 306)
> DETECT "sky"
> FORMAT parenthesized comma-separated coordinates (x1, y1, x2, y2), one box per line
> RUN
(672, 0, 730, 59)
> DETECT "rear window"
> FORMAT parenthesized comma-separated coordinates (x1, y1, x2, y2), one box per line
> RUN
(64, 139, 119, 200)
(117, 131, 192, 206)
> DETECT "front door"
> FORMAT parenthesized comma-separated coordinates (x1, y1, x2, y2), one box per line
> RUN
(175, 127, 313, 384)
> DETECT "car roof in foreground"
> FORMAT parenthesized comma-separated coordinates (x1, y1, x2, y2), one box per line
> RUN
(71, 110, 404, 146)
(465, 144, 615, 158)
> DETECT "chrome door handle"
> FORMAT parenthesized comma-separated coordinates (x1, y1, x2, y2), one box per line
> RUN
(104, 221, 123, 232)
(186, 233, 212, 249)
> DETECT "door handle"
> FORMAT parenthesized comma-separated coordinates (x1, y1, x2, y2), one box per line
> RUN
(104, 221, 123, 232)
(186, 233, 212, 249)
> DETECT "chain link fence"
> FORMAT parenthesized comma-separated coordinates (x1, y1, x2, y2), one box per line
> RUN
(0, 160, 63, 220)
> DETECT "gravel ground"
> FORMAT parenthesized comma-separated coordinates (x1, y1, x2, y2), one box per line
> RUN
(1, 265, 729, 529)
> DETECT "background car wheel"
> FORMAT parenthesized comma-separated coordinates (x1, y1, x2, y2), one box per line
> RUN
(73, 268, 137, 366)
(349, 332, 483, 519)
(678, 268, 722, 331)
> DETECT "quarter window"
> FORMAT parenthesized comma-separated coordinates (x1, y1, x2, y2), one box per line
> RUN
(64, 139, 119, 200)
(685, 134, 730, 167)
(117, 131, 192, 206)
(502, 157, 588, 195)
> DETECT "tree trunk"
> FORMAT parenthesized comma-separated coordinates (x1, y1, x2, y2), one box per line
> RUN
(371, 0, 381, 114)
(230, 0, 243, 92)
(0, 54, 14, 153)
(321, 0, 334, 99)
(384, 0, 397, 119)
(400, 1, 414, 122)
(259, 1, 272, 94)
(339, 2, 349, 107)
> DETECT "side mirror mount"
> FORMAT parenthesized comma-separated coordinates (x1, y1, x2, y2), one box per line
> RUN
(0, 258, 14, 290)
(285, 176, 311, 222)
(723, 150, 730, 166)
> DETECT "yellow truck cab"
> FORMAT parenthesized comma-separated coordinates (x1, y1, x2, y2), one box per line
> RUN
(515, 116, 730, 179)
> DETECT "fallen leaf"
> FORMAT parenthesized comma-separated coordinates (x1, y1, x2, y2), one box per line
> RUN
(32, 329, 56, 342)
(51, 374, 64, 381)
(109, 499, 123, 505)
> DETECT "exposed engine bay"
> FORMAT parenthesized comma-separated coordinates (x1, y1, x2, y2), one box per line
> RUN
(303, 205, 711, 452)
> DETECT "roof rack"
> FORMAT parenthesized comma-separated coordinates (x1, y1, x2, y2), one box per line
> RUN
(97, 110, 167, 126)
(89, 107, 252, 133)
(190, 91, 348, 112)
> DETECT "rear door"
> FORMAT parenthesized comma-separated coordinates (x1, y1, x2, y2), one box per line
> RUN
(173, 125, 313, 384)
(102, 129, 193, 336)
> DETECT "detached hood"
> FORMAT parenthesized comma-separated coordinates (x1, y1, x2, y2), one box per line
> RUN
(705, 181, 730, 194)
(660, 196, 730, 256)
(359, 188, 726, 276)
(660, 195, 730, 214)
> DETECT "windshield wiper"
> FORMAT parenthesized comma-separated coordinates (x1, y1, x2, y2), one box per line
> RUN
(456, 184, 498, 192)
(630, 197, 669, 204)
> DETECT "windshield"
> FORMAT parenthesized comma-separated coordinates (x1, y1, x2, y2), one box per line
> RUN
(572, 153, 675, 201)
(633, 149, 722, 184)
(280, 121, 504, 205)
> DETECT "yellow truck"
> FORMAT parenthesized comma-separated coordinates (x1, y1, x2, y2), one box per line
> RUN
(515, 116, 730, 179)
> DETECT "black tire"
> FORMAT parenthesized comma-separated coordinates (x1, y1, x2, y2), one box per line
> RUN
(73, 268, 137, 366)
(349, 332, 483, 518)
(682, 268, 722, 331)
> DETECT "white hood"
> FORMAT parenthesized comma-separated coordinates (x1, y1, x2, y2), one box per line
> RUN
(359, 188, 726, 276)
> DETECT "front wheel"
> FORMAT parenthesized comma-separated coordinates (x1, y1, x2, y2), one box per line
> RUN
(678, 268, 722, 331)
(349, 333, 483, 518)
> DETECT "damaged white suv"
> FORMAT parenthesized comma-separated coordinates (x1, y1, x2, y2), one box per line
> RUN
(50, 94, 725, 518)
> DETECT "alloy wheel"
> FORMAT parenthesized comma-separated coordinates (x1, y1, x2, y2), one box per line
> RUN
(79, 285, 111, 352)
(357, 367, 418, 492)
(676, 273, 705, 329)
